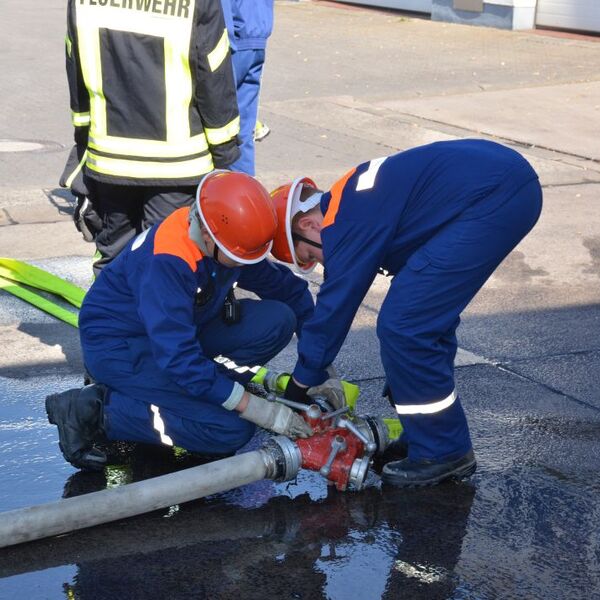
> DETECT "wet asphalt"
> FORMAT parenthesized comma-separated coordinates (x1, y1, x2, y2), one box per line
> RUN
(0, 257, 599, 600)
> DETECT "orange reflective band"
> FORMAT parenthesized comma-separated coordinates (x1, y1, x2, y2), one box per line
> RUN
(322, 167, 356, 229)
(153, 208, 203, 271)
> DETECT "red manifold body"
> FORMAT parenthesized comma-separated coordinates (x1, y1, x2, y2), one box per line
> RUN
(296, 428, 365, 492)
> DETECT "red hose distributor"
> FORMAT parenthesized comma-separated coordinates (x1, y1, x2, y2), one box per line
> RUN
(267, 396, 390, 491)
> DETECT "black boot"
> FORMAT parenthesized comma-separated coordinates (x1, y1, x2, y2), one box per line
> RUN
(371, 437, 408, 475)
(46, 384, 107, 471)
(382, 449, 477, 488)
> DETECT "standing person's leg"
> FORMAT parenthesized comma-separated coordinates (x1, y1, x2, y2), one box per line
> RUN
(379, 178, 542, 486)
(92, 182, 144, 276)
(141, 186, 197, 230)
(229, 49, 265, 176)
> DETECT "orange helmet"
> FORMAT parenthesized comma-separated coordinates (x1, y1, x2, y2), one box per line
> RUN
(270, 176, 320, 274)
(196, 170, 277, 264)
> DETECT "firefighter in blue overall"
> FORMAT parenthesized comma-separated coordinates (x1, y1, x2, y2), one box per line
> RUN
(271, 139, 543, 487)
(220, 0, 274, 176)
(46, 171, 314, 471)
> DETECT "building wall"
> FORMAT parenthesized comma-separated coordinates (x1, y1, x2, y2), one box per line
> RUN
(536, 0, 600, 33)
(432, 0, 537, 30)
(336, 0, 600, 33)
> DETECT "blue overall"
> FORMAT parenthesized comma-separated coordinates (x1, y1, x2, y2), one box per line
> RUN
(221, 0, 273, 175)
(292, 140, 543, 462)
(79, 207, 314, 455)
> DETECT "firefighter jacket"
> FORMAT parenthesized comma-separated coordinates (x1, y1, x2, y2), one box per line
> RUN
(79, 207, 315, 407)
(66, 0, 241, 186)
(292, 139, 539, 387)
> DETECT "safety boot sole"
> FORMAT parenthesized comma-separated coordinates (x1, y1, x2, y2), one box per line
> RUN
(382, 451, 477, 488)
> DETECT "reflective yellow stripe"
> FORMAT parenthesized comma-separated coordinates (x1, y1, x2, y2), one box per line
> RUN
(65, 35, 72, 58)
(87, 151, 214, 179)
(88, 133, 209, 158)
(205, 116, 240, 146)
(207, 28, 230, 73)
(395, 390, 457, 415)
(72, 112, 91, 127)
(77, 24, 106, 135)
(65, 149, 88, 188)
(165, 30, 194, 142)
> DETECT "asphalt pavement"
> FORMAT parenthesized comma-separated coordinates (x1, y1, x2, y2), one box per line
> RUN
(0, 1, 599, 599)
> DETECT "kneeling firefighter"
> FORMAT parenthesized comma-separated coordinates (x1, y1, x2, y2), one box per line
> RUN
(46, 171, 315, 471)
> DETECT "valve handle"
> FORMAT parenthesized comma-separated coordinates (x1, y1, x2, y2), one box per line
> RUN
(319, 435, 347, 477)
(266, 393, 314, 414)
(319, 406, 350, 421)
(338, 418, 377, 454)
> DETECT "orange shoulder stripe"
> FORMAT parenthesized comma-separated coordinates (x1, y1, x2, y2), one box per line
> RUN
(153, 208, 203, 272)
(322, 167, 357, 229)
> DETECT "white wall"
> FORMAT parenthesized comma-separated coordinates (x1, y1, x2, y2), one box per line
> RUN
(536, 0, 600, 33)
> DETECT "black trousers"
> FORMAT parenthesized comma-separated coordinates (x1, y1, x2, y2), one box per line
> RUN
(88, 181, 196, 276)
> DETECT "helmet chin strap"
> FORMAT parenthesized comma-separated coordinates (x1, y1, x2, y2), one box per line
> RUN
(189, 204, 220, 260)
(293, 232, 322, 249)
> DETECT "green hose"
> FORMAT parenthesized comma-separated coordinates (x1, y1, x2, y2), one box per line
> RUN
(0, 258, 85, 328)
(0, 258, 85, 308)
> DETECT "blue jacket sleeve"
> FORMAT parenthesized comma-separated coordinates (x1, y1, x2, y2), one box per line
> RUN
(293, 219, 393, 386)
(219, 0, 236, 51)
(137, 255, 241, 406)
(237, 259, 315, 335)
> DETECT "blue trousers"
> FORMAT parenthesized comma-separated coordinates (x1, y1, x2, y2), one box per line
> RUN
(83, 299, 296, 455)
(229, 49, 266, 176)
(377, 178, 543, 461)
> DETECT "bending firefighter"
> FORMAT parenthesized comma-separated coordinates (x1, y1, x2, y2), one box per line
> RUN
(61, 0, 241, 275)
(46, 172, 315, 471)
(271, 139, 543, 487)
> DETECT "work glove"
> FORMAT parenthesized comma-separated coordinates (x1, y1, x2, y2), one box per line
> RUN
(60, 143, 90, 198)
(307, 366, 346, 411)
(60, 144, 102, 242)
(73, 196, 103, 242)
(240, 394, 313, 439)
(283, 377, 311, 406)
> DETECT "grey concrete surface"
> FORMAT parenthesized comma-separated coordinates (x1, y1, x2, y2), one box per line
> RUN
(1, 1, 600, 598)
(381, 81, 600, 160)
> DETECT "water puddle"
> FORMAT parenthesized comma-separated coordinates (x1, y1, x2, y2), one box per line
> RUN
(1, 374, 599, 599)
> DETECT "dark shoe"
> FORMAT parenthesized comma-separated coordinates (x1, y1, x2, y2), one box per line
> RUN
(46, 385, 107, 471)
(382, 449, 476, 488)
(371, 437, 408, 475)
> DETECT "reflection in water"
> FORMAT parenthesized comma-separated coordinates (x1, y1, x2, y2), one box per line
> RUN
(0, 442, 476, 600)
(0, 566, 78, 600)
(2, 417, 600, 599)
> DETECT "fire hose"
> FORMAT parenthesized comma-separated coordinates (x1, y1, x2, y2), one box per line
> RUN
(0, 259, 403, 547)
(0, 399, 393, 549)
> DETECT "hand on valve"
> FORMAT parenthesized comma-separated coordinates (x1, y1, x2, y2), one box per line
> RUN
(307, 365, 346, 411)
(236, 392, 313, 439)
